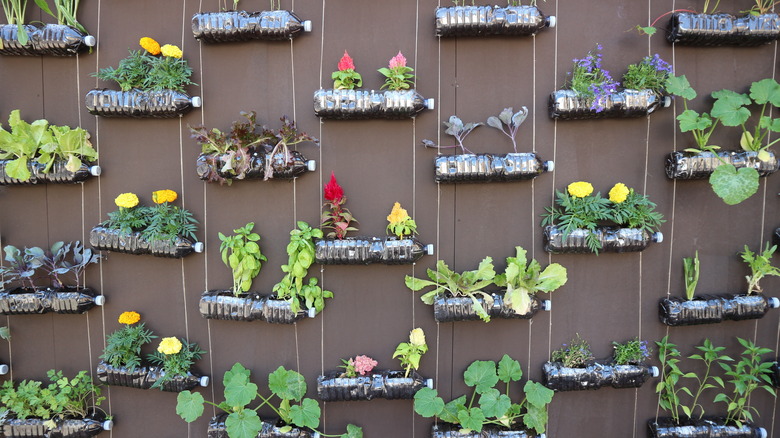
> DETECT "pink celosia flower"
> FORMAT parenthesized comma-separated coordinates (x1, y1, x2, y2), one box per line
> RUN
(389, 51, 406, 69)
(337, 50, 355, 71)
(350, 355, 378, 376)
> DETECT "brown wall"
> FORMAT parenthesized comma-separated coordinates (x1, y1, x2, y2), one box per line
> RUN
(1, 0, 779, 437)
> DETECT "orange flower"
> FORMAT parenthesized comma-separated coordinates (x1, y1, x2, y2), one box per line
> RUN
(152, 189, 178, 204)
(118, 311, 141, 325)
(139, 37, 161, 55)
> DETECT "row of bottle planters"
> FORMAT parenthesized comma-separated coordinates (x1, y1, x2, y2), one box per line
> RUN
(0, 6, 777, 57)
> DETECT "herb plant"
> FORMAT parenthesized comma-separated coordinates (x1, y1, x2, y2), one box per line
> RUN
(321, 172, 358, 239)
(716, 338, 777, 427)
(683, 251, 700, 300)
(176, 363, 363, 438)
(95, 37, 194, 93)
(551, 334, 594, 368)
(219, 222, 266, 297)
(740, 242, 780, 294)
(493, 246, 567, 315)
(147, 337, 206, 391)
(422, 115, 482, 153)
(100, 311, 156, 371)
(612, 338, 652, 365)
(393, 328, 428, 377)
(378, 51, 414, 91)
(405, 257, 497, 322)
(486, 106, 528, 153)
(414, 354, 554, 435)
(273, 221, 333, 314)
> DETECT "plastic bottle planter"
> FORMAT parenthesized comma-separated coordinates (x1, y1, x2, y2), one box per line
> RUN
(198, 290, 315, 324)
(314, 236, 433, 265)
(659, 294, 780, 326)
(0, 160, 101, 185)
(196, 149, 316, 181)
(541, 361, 659, 392)
(85, 89, 202, 118)
(313, 89, 434, 120)
(316, 370, 433, 402)
(89, 226, 204, 259)
(433, 292, 550, 323)
(431, 423, 542, 438)
(207, 413, 317, 438)
(0, 24, 96, 56)
(1, 412, 113, 438)
(192, 10, 312, 43)
(0, 287, 105, 315)
(648, 418, 767, 438)
(667, 12, 780, 46)
(543, 225, 663, 254)
(96, 361, 209, 393)
(434, 5, 555, 37)
(548, 89, 671, 120)
(665, 150, 779, 180)
(434, 153, 553, 183)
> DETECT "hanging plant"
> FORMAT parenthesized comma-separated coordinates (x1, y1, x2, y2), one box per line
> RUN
(191, 0, 312, 43)
(434, 1, 555, 37)
(0, 0, 95, 56)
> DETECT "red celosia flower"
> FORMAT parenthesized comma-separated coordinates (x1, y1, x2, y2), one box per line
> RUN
(324, 172, 344, 202)
(389, 51, 406, 69)
(337, 50, 355, 71)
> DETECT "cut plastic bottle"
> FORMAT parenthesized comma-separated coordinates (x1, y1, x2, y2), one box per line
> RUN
(0, 23, 95, 56)
(313, 89, 434, 120)
(89, 226, 203, 258)
(0, 160, 100, 185)
(314, 236, 433, 265)
(659, 294, 779, 326)
(542, 361, 658, 391)
(543, 225, 662, 254)
(0, 287, 104, 315)
(196, 149, 314, 182)
(316, 370, 431, 401)
(434, 5, 554, 37)
(198, 290, 313, 324)
(549, 89, 670, 120)
(96, 361, 209, 392)
(192, 10, 312, 43)
(434, 152, 552, 183)
(85, 89, 201, 118)
(665, 150, 779, 179)
(667, 12, 780, 46)
(432, 293, 548, 322)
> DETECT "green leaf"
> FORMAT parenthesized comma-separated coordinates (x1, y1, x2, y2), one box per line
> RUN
(639, 25, 657, 36)
(176, 391, 204, 422)
(524, 381, 554, 408)
(226, 409, 263, 438)
(289, 398, 320, 430)
(677, 110, 711, 133)
(497, 354, 522, 383)
(463, 360, 498, 394)
(224, 373, 258, 408)
(749, 78, 780, 106)
(343, 424, 363, 438)
(440, 395, 466, 424)
(478, 388, 511, 419)
(269, 366, 306, 401)
(666, 75, 696, 100)
(711, 89, 752, 126)
(457, 407, 486, 432)
(5, 157, 30, 181)
(536, 263, 567, 292)
(709, 164, 759, 205)
(523, 403, 549, 435)
(413, 387, 444, 417)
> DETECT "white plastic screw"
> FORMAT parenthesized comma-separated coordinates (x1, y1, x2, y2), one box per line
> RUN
(769, 297, 780, 309)
(543, 300, 552, 311)
(426, 244, 434, 255)
(83, 35, 96, 47)
(303, 20, 313, 32)
(200, 376, 210, 387)
(545, 161, 555, 172)
(425, 98, 435, 110)
(191, 96, 202, 108)
(308, 307, 317, 318)
(426, 378, 434, 388)
(650, 366, 660, 377)
(653, 232, 664, 243)
(306, 160, 317, 172)
(94, 295, 106, 306)
(102, 420, 114, 431)
(89, 165, 102, 176)
(0, 364, 8, 375)
(547, 16, 556, 28)
(193, 242, 205, 253)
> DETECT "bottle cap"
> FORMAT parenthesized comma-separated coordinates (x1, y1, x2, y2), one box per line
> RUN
(426, 244, 434, 255)
(193, 242, 205, 253)
(83, 35, 96, 47)
(200, 376, 210, 387)
(95, 295, 106, 306)
(103, 420, 114, 431)
(547, 16, 556, 28)
(663, 95, 673, 108)
(545, 161, 555, 172)
(653, 232, 664, 243)
(306, 160, 317, 172)
(425, 98, 435, 110)
(0, 364, 8, 375)
(426, 378, 434, 389)
(303, 20, 313, 32)
(543, 300, 552, 311)
(768, 297, 780, 308)
(758, 428, 767, 438)
(90, 165, 102, 176)
(308, 307, 317, 318)
(191, 96, 202, 108)
(650, 366, 660, 377)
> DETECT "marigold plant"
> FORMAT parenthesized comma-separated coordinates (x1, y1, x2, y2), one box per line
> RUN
(160, 44, 183, 59)
(139, 37, 161, 55)
(95, 37, 195, 93)
(115, 193, 139, 209)
(567, 181, 593, 198)
(608, 183, 629, 203)
(100, 312, 156, 371)
(148, 337, 206, 390)
(386, 202, 417, 239)
(118, 311, 141, 325)
(152, 189, 178, 204)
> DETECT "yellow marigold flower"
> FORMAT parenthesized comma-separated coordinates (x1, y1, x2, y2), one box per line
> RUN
(567, 181, 594, 198)
(609, 183, 630, 204)
(158, 337, 183, 355)
(409, 328, 426, 347)
(387, 202, 410, 225)
(115, 193, 139, 209)
(118, 311, 141, 325)
(160, 44, 183, 59)
(152, 189, 178, 204)
(139, 37, 161, 55)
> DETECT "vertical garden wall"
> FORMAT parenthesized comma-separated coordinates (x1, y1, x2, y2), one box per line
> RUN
(0, 0, 778, 437)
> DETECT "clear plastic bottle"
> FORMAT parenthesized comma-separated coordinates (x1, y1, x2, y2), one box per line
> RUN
(665, 150, 779, 179)
(314, 237, 433, 265)
(196, 149, 314, 181)
(0, 23, 95, 56)
(0, 160, 100, 185)
(434, 152, 552, 183)
(89, 226, 203, 258)
(668, 12, 780, 46)
(313, 89, 434, 120)
(434, 5, 554, 37)
(85, 88, 201, 118)
(659, 294, 778, 326)
(543, 225, 662, 254)
(192, 10, 312, 43)
(549, 89, 670, 120)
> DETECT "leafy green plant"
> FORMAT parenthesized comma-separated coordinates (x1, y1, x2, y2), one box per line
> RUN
(176, 363, 362, 438)
(33, 0, 87, 34)
(219, 222, 266, 297)
(551, 334, 594, 368)
(683, 251, 700, 301)
(655, 336, 685, 423)
(621, 54, 672, 95)
(100, 311, 156, 371)
(1, 241, 99, 290)
(404, 257, 496, 322)
(0, 110, 97, 182)
(486, 106, 528, 153)
(493, 246, 567, 315)
(612, 338, 652, 365)
(421, 115, 483, 154)
(147, 337, 206, 391)
(101, 190, 198, 244)
(716, 338, 776, 426)
(392, 328, 428, 377)
(414, 354, 553, 435)
(273, 221, 332, 314)
(263, 116, 317, 181)
(1, 244, 44, 289)
(740, 242, 780, 294)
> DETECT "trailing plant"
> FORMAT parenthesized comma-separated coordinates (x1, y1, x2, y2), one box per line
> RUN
(392, 328, 428, 377)
(94, 37, 194, 93)
(404, 257, 497, 322)
(486, 106, 528, 153)
(0, 110, 97, 182)
(147, 337, 206, 390)
(378, 51, 414, 91)
(218, 222, 266, 297)
(493, 246, 567, 315)
(332, 50, 362, 90)
(1, 241, 99, 290)
(338, 355, 377, 378)
(683, 251, 700, 300)
(273, 221, 333, 314)
(386, 202, 417, 239)
(421, 115, 482, 153)
(0, 369, 104, 424)
(716, 338, 776, 426)
(612, 338, 652, 365)
(621, 54, 672, 95)
(321, 172, 358, 239)
(100, 311, 156, 371)
(413, 354, 554, 435)
(176, 363, 363, 438)
(565, 44, 619, 112)
(100, 190, 198, 243)
(740, 242, 780, 294)
(551, 334, 594, 368)
(541, 181, 664, 254)
(33, 0, 88, 34)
